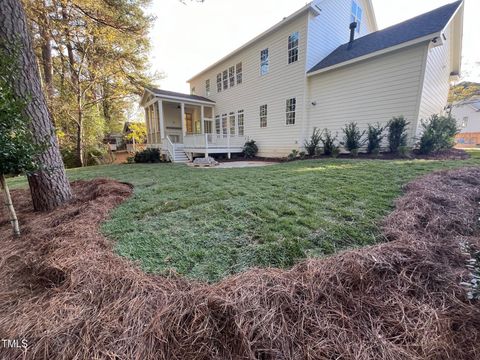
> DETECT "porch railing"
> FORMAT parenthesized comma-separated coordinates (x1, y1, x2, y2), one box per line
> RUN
(165, 136, 176, 162)
(183, 134, 247, 149)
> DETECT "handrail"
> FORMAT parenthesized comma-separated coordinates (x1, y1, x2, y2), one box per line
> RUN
(165, 136, 175, 162)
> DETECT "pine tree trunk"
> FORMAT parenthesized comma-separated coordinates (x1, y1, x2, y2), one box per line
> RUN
(0, 0, 72, 211)
(0, 174, 20, 237)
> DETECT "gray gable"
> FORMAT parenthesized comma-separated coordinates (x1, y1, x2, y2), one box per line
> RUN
(148, 87, 215, 103)
(308, 1, 462, 73)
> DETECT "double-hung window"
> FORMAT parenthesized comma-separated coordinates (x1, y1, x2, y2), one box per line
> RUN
(223, 70, 228, 90)
(215, 115, 221, 135)
(260, 48, 269, 75)
(237, 110, 244, 136)
(217, 73, 222, 93)
(206, 79, 210, 97)
(286, 98, 296, 125)
(222, 114, 228, 138)
(260, 105, 267, 128)
(236, 62, 243, 84)
(229, 66, 235, 87)
(288, 32, 299, 64)
(229, 112, 236, 136)
(351, 1, 362, 33)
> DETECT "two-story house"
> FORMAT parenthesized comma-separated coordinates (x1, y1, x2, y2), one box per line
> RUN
(140, 0, 464, 161)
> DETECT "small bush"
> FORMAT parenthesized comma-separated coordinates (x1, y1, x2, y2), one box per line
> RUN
(243, 140, 258, 159)
(299, 151, 306, 160)
(134, 148, 161, 163)
(342, 122, 366, 152)
(321, 129, 339, 156)
(367, 123, 385, 154)
(288, 149, 299, 161)
(418, 114, 459, 154)
(387, 116, 409, 154)
(304, 128, 323, 156)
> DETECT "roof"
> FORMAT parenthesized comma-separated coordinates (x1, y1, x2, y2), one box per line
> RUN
(308, 1, 463, 74)
(147, 87, 215, 104)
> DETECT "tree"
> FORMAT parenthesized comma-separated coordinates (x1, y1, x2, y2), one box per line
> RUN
(0, 0, 72, 211)
(124, 122, 147, 150)
(449, 82, 480, 103)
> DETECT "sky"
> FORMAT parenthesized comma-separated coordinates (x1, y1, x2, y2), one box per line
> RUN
(147, 0, 479, 93)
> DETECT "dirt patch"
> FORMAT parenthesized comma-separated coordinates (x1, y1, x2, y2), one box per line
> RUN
(1, 170, 480, 359)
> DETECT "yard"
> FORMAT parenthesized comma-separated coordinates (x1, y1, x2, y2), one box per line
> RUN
(9, 153, 480, 282)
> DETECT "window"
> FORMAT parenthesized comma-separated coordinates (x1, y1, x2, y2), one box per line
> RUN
(222, 114, 228, 138)
(205, 120, 213, 134)
(238, 110, 244, 136)
(260, 48, 269, 75)
(215, 115, 221, 135)
(191, 87, 196, 95)
(229, 66, 235, 87)
(286, 98, 296, 125)
(462, 116, 469, 128)
(229, 112, 236, 136)
(260, 104, 267, 128)
(351, 1, 362, 33)
(217, 73, 222, 92)
(288, 32, 299, 64)
(236, 62, 243, 84)
(223, 70, 228, 90)
(206, 79, 210, 97)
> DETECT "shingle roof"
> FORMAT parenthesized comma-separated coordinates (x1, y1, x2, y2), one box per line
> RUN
(308, 1, 462, 74)
(148, 87, 215, 103)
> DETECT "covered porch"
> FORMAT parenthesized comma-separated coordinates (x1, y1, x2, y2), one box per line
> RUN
(141, 89, 247, 162)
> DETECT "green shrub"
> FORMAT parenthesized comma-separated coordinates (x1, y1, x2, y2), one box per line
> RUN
(304, 128, 323, 156)
(299, 151, 306, 160)
(418, 114, 459, 154)
(367, 123, 385, 154)
(342, 122, 366, 152)
(287, 149, 299, 161)
(387, 116, 409, 154)
(243, 140, 258, 159)
(134, 148, 161, 163)
(321, 129, 339, 156)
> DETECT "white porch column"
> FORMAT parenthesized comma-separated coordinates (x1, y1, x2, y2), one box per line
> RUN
(180, 102, 186, 137)
(200, 105, 205, 134)
(159, 100, 165, 141)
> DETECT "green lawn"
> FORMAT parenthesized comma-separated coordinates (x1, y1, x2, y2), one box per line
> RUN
(8, 152, 480, 282)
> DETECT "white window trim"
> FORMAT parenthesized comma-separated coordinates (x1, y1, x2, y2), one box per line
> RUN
(288, 32, 299, 64)
(285, 98, 296, 126)
(237, 110, 245, 136)
(260, 104, 268, 128)
(260, 48, 269, 76)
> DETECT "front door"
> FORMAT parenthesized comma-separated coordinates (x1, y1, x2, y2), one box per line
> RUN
(185, 113, 193, 134)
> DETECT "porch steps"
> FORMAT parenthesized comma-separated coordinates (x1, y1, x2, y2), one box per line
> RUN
(172, 147, 190, 163)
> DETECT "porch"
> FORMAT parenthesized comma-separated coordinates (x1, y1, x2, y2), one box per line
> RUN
(141, 89, 247, 163)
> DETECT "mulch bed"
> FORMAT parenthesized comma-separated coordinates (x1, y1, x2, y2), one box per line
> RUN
(1, 169, 480, 359)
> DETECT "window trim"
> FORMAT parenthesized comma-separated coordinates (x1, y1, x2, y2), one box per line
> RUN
(351, 1, 363, 33)
(229, 66, 235, 87)
(223, 70, 228, 90)
(221, 113, 228, 138)
(288, 32, 299, 64)
(260, 48, 269, 75)
(229, 112, 236, 136)
(216, 73, 222, 93)
(286, 98, 296, 126)
(237, 110, 245, 136)
(260, 104, 268, 128)
(215, 115, 221, 135)
(205, 79, 210, 97)
(236, 62, 243, 84)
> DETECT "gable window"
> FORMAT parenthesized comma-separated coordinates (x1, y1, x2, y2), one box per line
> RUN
(260, 48, 269, 75)
(237, 110, 244, 136)
(222, 114, 228, 138)
(351, 1, 363, 33)
(229, 66, 235, 87)
(217, 73, 222, 93)
(286, 98, 296, 125)
(215, 115, 221, 135)
(191, 87, 196, 95)
(223, 70, 228, 90)
(206, 79, 210, 97)
(260, 104, 267, 128)
(288, 32, 299, 64)
(236, 62, 243, 84)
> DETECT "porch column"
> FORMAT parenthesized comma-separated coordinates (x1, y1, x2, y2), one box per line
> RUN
(200, 105, 205, 134)
(180, 102, 186, 137)
(159, 100, 165, 140)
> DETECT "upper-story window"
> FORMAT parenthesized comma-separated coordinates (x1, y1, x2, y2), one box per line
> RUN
(286, 98, 296, 125)
(260, 104, 267, 128)
(217, 73, 222, 93)
(191, 87, 196, 95)
(229, 66, 235, 87)
(223, 70, 228, 90)
(236, 62, 243, 84)
(288, 32, 299, 64)
(260, 48, 269, 75)
(351, 1, 362, 33)
(206, 79, 210, 97)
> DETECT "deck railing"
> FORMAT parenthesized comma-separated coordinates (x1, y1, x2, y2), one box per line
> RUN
(165, 136, 176, 162)
(184, 134, 246, 149)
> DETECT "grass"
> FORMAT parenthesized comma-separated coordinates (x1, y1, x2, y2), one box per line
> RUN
(8, 151, 480, 282)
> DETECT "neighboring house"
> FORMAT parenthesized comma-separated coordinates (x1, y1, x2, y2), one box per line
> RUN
(451, 98, 480, 147)
(140, 0, 464, 161)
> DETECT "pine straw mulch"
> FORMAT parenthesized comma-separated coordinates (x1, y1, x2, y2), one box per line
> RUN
(1, 169, 480, 359)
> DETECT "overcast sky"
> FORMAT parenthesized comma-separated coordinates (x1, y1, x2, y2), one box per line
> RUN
(147, 0, 479, 93)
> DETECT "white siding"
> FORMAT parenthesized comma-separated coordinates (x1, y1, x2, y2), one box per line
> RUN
(452, 105, 480, 133)
(306, 43, 428, 147)
(306, 0, 375, 71)
(189, 14, 309, 157)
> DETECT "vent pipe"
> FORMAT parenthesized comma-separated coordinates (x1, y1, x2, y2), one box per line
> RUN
(348, 22, 357, 49)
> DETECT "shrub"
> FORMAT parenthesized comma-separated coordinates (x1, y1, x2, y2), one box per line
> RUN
(288, 149, 299, 161)
(367, 123, 385, 154)
(243, 140, 258, 159)
(418, 114, 459, 154)
(321, 129, 339, 156)
(387, 116, 409, 154)
(342, 122, 366, 152)
(299, 151, 306, 160)
(304, 128, 323, 156)
(134, 148, 161, 163)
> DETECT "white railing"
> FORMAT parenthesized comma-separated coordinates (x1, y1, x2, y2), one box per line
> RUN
(184, 134, 247, 149)
(165, 136, 176, 162)
(183, 134, 207, 149)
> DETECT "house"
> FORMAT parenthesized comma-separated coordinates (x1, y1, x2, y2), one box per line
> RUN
(140, 0, 464, 161)
(451, 97, 480, 148)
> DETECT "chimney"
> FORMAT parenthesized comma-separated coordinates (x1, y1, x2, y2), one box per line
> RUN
(348, 22, 357, 49)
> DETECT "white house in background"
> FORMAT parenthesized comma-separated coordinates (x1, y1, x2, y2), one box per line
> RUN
(452, 97, 480, 147)
(140, 0, 464, 161)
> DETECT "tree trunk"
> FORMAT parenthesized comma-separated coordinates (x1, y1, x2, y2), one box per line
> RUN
(76, 107, 84, 167)
(0, 174, 20, 237)
(0, 0, 72, 211)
